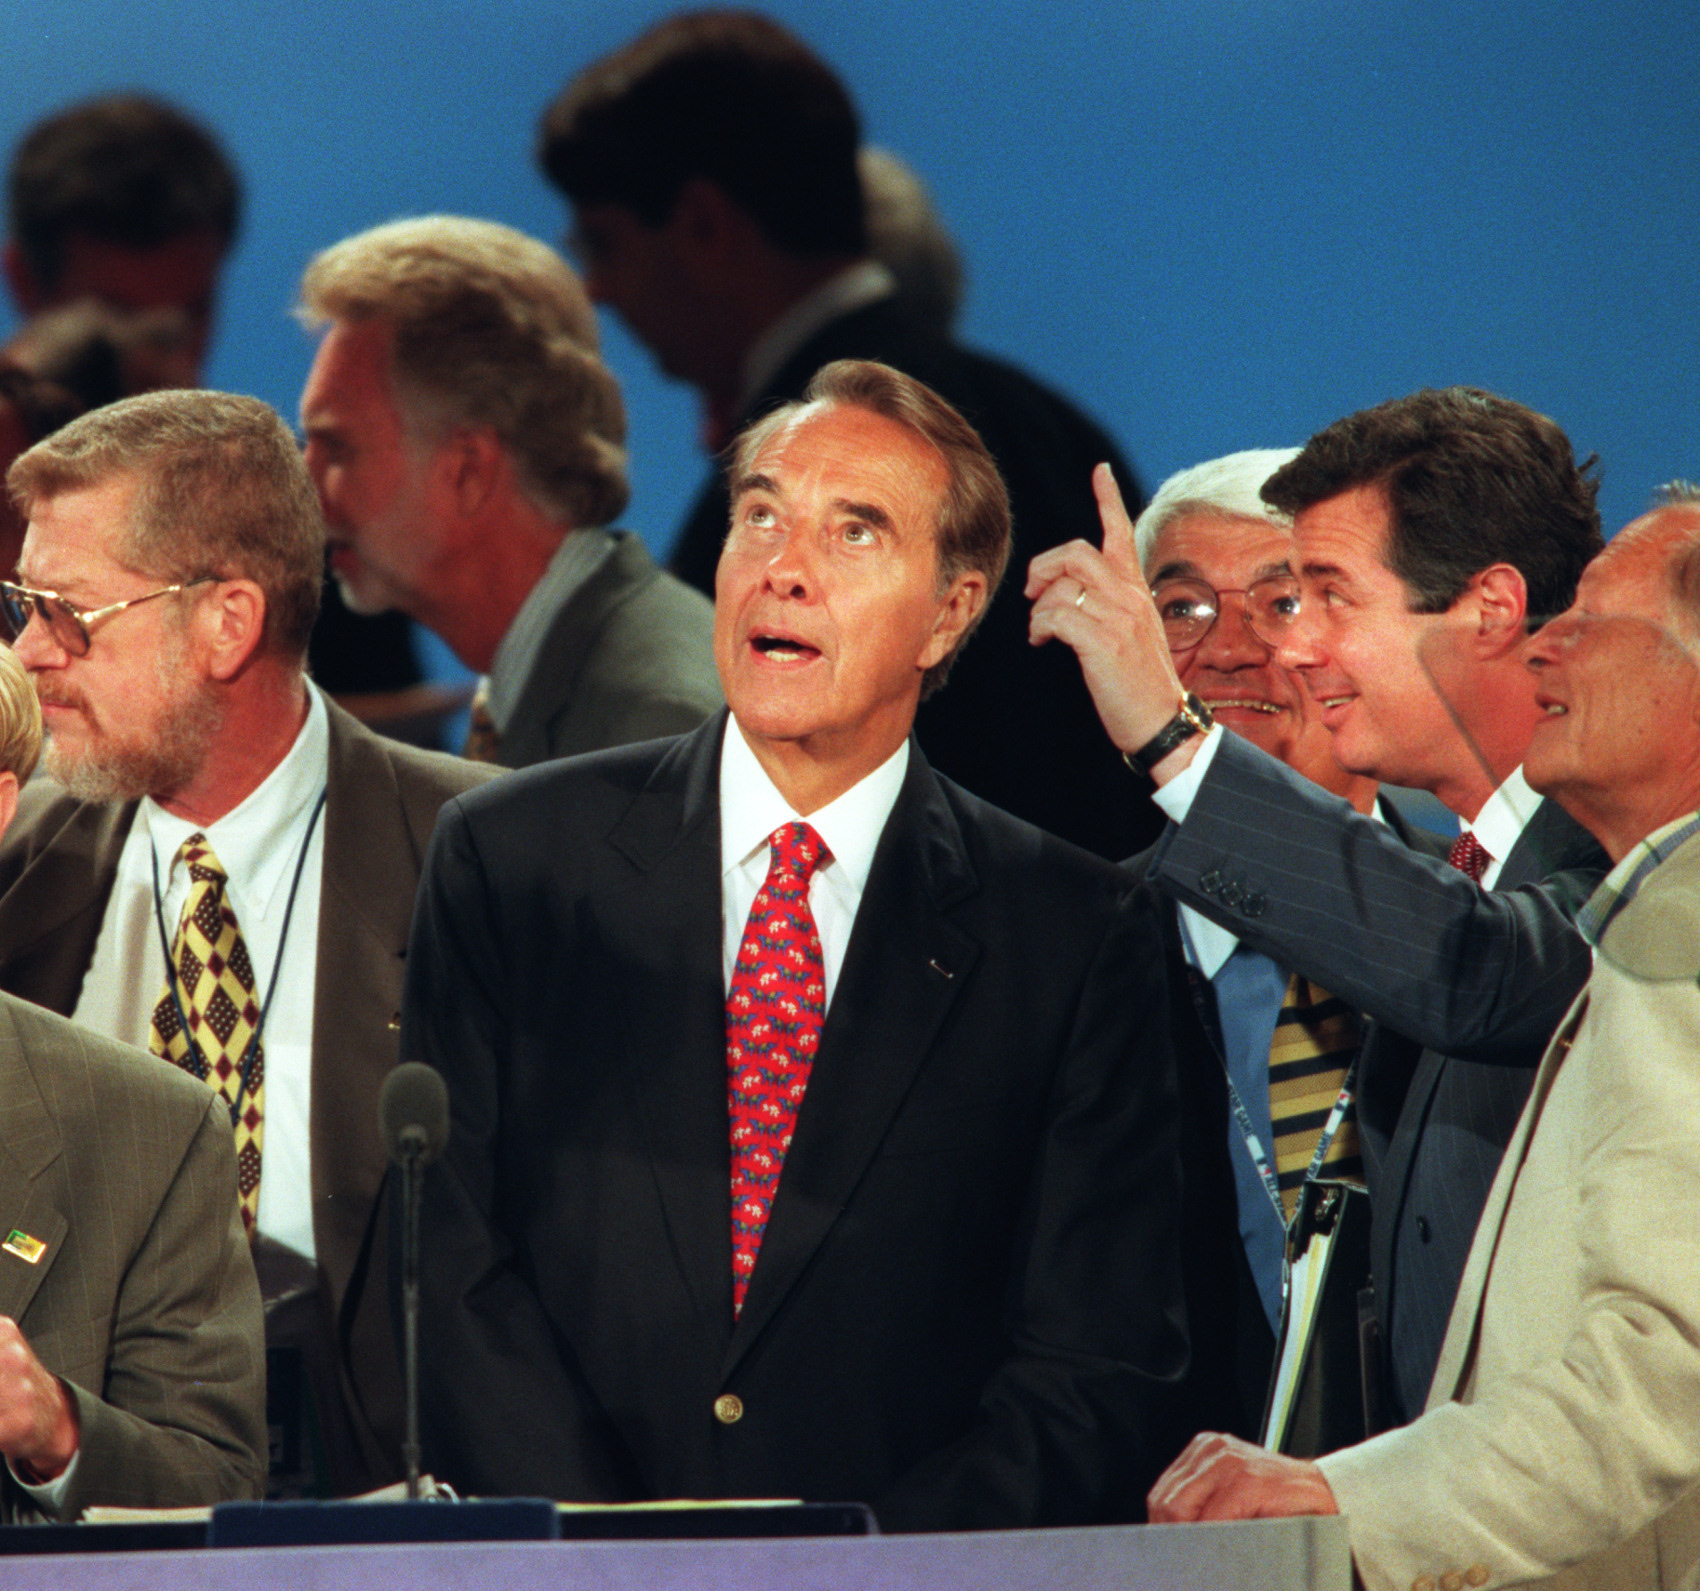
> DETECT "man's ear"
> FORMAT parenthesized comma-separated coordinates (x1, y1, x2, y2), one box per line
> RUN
(439, 425, 506, 520)
(0, 768, 18, 842)
(919, 570, 990, 673)
(668, 178, 749, 270)
(199, 579, 269, 682)
(2, 240, 44, 315)
(1467, 563, 1530, 658)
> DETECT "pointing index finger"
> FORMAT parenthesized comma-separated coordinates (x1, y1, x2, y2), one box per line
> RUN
(1094, 463, 1140, 580)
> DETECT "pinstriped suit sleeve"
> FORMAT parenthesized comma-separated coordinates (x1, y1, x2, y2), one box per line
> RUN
(1144, 733, 1596, 1063)
(52, 1085, 267, 1519)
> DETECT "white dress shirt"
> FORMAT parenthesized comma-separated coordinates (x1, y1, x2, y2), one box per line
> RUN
(719, 718, 907, 1011)
(72, 683, 330, 1262)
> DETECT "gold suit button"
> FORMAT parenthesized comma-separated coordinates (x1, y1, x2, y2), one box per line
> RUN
(1412, 1578, 1437, 1591)
(713, 1393, 744, 1425)
(1465, 1569, 1490, 1587)
(1441, 1574, 1464, 1591)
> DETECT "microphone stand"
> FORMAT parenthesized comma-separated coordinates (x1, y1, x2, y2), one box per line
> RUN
(398, 1122, 427, 1501)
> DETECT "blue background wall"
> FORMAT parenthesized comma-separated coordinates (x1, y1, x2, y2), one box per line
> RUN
(3, 0, 1694, 566)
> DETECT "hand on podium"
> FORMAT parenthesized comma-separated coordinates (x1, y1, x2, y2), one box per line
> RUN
(1149, 1432, 1338, 1523)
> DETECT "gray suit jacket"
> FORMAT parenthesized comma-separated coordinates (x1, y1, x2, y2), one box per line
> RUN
(495, 530, 721, 768)
(1143, 733, 1606, 1423)
(0, 992, 265, 1521)
(0, 697, 495, 1493)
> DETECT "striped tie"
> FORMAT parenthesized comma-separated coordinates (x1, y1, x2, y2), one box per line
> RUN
(1268, 973, 1363, 1219)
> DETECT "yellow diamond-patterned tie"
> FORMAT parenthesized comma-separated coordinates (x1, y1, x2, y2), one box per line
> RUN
(1268, 973, 1363, 1220)
(148, 833, 264, 1237)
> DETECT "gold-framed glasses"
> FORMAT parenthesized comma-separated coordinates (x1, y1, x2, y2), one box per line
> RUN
(1152, 575, 1301, 653)
(0, 577, 216, 657)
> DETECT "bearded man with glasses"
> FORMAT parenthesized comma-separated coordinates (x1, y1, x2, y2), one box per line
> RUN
(0, 388, 494, 1498)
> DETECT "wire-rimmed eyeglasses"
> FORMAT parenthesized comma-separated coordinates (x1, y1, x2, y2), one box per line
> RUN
(1153, 575, 1301, 653)
(0, 577, 217, 657)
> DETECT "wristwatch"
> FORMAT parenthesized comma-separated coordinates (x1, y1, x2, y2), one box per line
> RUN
(1123, 693, 1214, 777)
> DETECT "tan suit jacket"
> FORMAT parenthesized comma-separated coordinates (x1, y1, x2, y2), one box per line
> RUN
(0, 698, 495, 1493)
(0, 991, 264, 1521)
(1321, 836, 1700, 1591)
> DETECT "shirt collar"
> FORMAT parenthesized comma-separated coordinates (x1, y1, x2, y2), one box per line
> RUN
(718, 715, 909, 896)
(1577, 807, 1700, 945)
(1460, 764, 1540, 866)
(483, 527, 616, 729)
(141, 681, 330, 921)
(737, 261, 897, 418)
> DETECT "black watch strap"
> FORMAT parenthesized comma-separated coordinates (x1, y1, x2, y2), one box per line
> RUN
(1123, 693, 1214, 777)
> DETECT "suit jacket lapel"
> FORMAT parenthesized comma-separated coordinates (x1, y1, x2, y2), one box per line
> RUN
(0, 795, 135, 1017)
(602, 717, 736, 1348)
(1425, 988, 1588, 1408)
(725, 748, 979, 1373)
(0, 1003, 68, 1325)
(497, 532, 624, 768)
(311, 705, 417, 1309)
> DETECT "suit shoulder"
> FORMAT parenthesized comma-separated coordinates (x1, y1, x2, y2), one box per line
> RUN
(327, 702, 496, 798)
(2, 781, 133, 874)
(0, 991, 215, 1133)
(455, 723, 704, 827)
(936, 771, 1140, 909)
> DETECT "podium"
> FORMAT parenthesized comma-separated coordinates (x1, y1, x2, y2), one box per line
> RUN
(0, 1518, 1350, 1590)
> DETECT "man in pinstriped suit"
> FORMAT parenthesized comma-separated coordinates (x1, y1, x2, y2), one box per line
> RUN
(1030, 387, 1607, 1431)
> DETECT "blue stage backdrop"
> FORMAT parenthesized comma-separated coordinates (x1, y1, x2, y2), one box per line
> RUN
(2, 0, 1693, 577)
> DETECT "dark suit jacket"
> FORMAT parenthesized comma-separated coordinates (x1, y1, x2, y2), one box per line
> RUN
(495, 530, 721, 768)
(668, 296, 1160, 862)
(0, 992, 265, 1521)
(0, 697, 496, 1493)
(402, 713, 1186, 1529)
(1130, 868, 1275, 1451)
(1142, 733, 1606, 1424)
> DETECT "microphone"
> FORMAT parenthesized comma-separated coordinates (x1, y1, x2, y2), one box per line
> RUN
(380, 1061, 450, 1500)
(380, 1062, 450, 1168)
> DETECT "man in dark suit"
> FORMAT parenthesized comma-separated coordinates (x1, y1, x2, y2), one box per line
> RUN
(1122, 447, 1385, 1448)
(297, 216, 721, 767)
(0, 389, 493, 1495)
(538, 11, 1154, 859)
(404, 359, 1185, 1527)
(1029, 387, 1607, 1430)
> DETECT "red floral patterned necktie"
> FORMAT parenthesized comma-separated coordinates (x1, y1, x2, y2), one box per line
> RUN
(726, 821, 831, 1315)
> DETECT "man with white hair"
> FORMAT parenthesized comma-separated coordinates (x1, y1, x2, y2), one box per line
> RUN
(1128, 449, 1379, 1446)
(297, 215, 721, 767)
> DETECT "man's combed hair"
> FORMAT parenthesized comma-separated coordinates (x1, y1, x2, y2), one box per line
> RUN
(298, 216, 629, 527)
(540, 10, 866, 258)
(7, 389, 323, 658)
(0, 645, 42, 783)
(728, 358, 1011, 698)
(1132, 448, 1300, 574)
(1263, 387, 1602, 625)
(8, 94, 241, 289)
